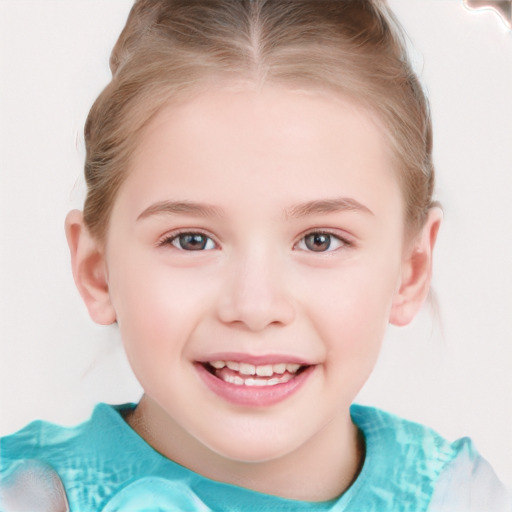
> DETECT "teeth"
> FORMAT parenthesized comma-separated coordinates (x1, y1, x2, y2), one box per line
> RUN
(209, 360, 303, 376)
(239, 363, 256, 376)
(244, 378, 268, 387)
(224, 374, 245, 386)
(208, 359, 305, 386)
(221, 373, 294, 387)
(273, 363, 286, 374)
(255, 364, 274, 377)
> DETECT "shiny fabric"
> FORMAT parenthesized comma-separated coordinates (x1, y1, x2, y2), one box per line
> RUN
(0, 404, 505, 511)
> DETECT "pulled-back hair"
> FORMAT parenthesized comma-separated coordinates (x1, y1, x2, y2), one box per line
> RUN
(84, 0, 434, 239)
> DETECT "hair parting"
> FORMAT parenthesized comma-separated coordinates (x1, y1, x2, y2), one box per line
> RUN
(83, 0, 435, 240)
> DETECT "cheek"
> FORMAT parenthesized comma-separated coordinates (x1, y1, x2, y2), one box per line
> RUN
(315, 290, 390, 401)
(108, 264, 212, 393)
(107, 254, 216, 350)
(304, 253, 401, 361)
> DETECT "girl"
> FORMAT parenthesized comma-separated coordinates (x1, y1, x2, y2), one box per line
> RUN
(1, 0, 510, 510)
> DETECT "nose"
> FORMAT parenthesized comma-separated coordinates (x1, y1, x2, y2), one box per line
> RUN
(216, 250, 296, 331)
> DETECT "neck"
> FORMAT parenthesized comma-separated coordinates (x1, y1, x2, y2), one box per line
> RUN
(126, 394, 364, 502)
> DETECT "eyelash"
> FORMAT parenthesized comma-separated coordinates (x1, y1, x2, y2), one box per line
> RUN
(157, 230, 217, 251)
(294, 230, 353, 253)
(158, 229, 352, 253)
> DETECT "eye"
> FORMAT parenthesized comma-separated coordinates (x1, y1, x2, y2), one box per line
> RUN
(296, 232, 347, 252)
(162, 232, 216, 251)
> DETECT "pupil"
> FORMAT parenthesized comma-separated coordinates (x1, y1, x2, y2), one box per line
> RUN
(181, 234, 207, 250)
(306, 233, 330, 252)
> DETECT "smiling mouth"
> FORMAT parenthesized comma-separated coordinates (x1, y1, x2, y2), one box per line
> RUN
(202, 360, 309, 387)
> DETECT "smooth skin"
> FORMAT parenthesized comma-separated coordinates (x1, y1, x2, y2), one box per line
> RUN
(66, 86, 441, 501)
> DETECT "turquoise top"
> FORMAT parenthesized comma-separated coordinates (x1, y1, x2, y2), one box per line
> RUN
(0, 404, 507, 511)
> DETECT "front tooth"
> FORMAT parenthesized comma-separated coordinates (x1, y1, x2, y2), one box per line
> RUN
(210, 361, 225, 369)
(255, 364, 273, 377)
(239, 363, 256, 376)
(286, 363, 301, 373)
(273, 363, 286, 374)
(226, 361, 240, 371)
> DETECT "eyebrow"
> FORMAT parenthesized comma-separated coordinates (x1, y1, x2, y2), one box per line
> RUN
(137, 200, 224, 220)
(137, 197, 373, 221)
(285, 197, 374, 218)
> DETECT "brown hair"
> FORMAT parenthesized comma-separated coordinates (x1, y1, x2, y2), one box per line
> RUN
(83, 0, 435, 240)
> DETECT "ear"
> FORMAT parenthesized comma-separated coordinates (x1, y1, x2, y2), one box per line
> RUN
(389, 208, 442, 327)
(65, 210, 116, 325)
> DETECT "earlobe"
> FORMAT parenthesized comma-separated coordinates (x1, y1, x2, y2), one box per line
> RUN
(389, 208, 443, 327)
(65, 210, 116, 325)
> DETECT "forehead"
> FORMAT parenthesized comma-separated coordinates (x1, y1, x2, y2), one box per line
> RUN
(117, 85, 402, 222)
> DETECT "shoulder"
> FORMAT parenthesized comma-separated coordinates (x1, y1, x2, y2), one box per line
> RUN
(1, 403, 134, 465)
(0, 403, 138, 511)
(350, 404, 460, 470)
(347, 405, 508, 511)
(429, 438, 512, 512)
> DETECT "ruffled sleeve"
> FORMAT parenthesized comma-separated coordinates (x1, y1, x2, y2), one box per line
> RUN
(428, 438, 512, 511)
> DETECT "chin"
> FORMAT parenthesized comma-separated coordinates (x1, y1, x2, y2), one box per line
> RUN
(216, 445, 292, 464)
(201, 427, 304, 464)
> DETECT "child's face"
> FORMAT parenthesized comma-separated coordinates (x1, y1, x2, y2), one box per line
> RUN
(101, 86, 409, 462)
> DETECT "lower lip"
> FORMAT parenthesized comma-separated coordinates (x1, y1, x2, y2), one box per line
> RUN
(196, 363, 314, 407)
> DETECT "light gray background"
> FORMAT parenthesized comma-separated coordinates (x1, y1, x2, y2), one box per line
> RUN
(1, 0, 511, 487)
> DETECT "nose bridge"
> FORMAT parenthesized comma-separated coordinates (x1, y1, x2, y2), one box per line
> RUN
(217, 243, 295, 331)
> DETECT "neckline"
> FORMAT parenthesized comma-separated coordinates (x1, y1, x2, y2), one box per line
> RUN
(94, 403, 456, 510)
(95, 402, 372, 508)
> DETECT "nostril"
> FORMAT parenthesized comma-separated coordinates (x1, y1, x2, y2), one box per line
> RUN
(217, 298, 296, 332)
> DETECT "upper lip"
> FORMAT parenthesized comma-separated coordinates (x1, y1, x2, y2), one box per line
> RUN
(196, 353, 314, 366)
